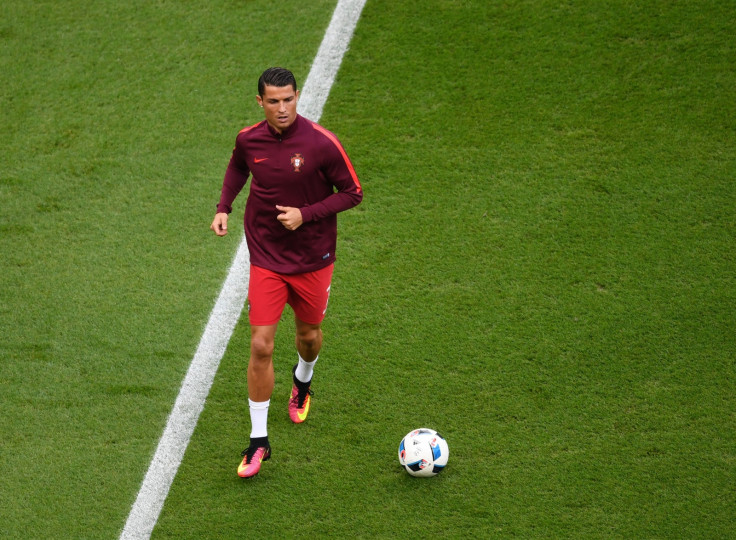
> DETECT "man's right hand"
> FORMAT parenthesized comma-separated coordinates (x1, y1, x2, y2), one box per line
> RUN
(210, 212, 229, 236)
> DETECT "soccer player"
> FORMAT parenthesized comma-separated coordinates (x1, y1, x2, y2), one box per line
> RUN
(210, 67, 363, 478)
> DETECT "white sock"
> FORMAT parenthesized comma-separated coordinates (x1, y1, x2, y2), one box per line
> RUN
(249, 399, 270, 438)
(294, 354, 318, 384)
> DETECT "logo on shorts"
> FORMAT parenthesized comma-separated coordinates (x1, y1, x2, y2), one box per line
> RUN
(290, 153, 304, 172)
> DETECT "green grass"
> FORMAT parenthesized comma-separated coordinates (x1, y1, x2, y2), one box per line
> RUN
(2, 0, 735, 538)
(0, 0, 335, 537)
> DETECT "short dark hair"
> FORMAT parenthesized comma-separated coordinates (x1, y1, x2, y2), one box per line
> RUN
(258, 67, 297, 96)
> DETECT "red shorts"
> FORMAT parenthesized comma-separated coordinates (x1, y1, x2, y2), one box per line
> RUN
(248, 264, 334, 326)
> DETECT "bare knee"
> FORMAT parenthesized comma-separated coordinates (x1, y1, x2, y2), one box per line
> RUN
(250, 334, 275, 361)
(297, 326, 321, 349)
(250, 324, 277, 361)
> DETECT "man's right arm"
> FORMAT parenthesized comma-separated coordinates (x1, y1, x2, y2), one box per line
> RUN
(216, 153, 250, 214)
(211, 138, 250, 236)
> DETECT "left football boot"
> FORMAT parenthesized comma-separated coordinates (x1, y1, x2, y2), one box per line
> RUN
(288, 365, 313, 423)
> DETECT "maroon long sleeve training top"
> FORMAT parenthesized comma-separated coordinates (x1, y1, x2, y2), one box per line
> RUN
(217, 114, 363, 274)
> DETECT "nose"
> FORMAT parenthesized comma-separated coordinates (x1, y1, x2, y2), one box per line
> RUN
(278, 100, 287, 113)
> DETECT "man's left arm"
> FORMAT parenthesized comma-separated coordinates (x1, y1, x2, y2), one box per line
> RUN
(300, 137, 363, 223)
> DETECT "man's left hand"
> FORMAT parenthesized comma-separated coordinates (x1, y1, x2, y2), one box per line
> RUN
(276, 205, 303, 230)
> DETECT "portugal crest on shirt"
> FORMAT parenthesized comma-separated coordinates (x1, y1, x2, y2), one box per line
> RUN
(290, 153, 304, 172)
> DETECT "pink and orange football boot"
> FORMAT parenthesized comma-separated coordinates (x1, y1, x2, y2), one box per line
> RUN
(237, 443, 271, 478)
(289, 366, 314, 423)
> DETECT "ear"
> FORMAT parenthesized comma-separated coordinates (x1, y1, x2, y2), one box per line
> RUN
(256, 95, 263, 108)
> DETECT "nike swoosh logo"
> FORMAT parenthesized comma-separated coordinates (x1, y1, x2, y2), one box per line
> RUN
(254, 157, 269, 163)
(298, 397, 310, 420)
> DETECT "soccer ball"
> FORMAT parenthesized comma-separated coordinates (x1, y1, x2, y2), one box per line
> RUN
(398, 428, 449, 477)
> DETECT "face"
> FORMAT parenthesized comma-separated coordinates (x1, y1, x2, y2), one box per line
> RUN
(257, 84, 299, 133)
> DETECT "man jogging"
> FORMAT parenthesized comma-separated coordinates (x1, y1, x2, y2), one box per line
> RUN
(210, 67, 362, 478)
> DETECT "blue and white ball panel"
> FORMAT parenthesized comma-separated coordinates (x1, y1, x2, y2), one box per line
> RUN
(430, 438, 442, 460)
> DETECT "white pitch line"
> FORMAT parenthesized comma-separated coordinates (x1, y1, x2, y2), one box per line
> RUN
(119, 1, 367, 538)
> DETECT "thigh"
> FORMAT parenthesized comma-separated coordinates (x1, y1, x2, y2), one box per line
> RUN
(286, 264, 334, 325)
(248, 265, 289, 326)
